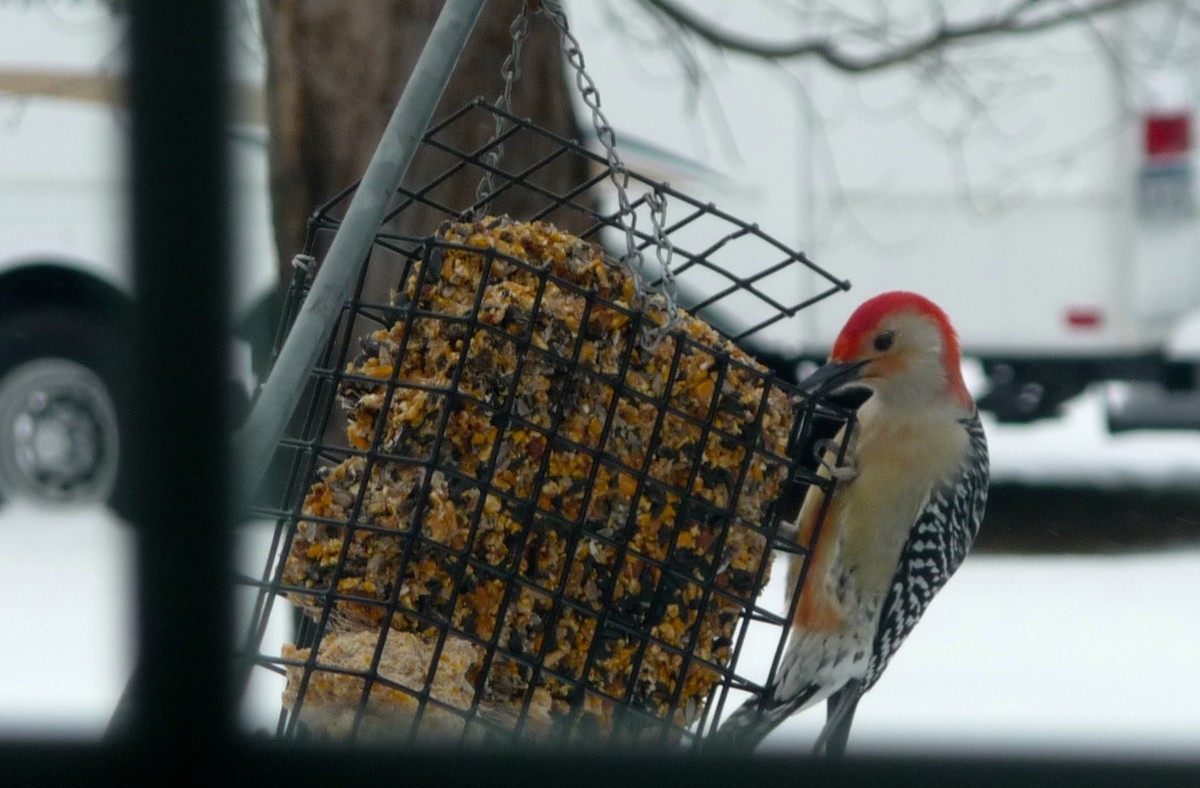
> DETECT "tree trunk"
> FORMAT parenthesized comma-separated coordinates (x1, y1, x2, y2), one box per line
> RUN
(261, 0, 589, 289)
(257, 1, 590, 466)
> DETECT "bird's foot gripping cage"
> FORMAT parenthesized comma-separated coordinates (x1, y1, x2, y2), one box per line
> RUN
(238, 98, 854, 749)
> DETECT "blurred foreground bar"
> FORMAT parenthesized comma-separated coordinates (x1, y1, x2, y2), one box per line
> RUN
(119, 0, 233, 755)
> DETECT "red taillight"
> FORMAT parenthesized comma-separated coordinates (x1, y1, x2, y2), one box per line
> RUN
(1144, 113, 1191, 161)
(1065, 307, 1104, 329)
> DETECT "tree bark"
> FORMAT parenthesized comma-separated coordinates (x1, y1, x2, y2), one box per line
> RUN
(261, 0, 589, 288)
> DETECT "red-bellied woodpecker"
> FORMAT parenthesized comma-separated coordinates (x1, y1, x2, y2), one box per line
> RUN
(711, 290, 989, 755)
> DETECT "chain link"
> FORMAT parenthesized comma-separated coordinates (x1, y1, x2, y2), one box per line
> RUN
(475, 3, 533, 207)
(643, 187, 680, 338)
(539, 0, 678, 343)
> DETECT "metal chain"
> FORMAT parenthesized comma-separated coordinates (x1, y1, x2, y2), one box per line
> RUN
(539, 0, 679, 343)
(643, 188, 679, 337)
(475, 3, 533, 207)
(477, 1, 679, 342)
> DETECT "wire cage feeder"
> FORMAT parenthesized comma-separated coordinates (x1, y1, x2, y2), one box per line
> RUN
(238, 95, 853, 748)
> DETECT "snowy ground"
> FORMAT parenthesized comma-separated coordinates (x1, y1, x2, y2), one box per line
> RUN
(984, 387, 1200, 491)
(1, 386, 1198, 754)
(747, 547, 1200, 758)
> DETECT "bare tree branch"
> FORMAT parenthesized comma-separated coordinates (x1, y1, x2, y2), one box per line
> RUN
(634, 0, 1155, 72)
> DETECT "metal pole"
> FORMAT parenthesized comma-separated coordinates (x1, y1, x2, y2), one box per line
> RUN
(235, 0, 487, 506)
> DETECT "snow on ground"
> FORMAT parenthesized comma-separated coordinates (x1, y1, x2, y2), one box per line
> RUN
(2, 486, 1198, 754)
(986, 386, 1200, 489)
(1, 377, 1197, 749)
(741, 547, 1200, 758)
(0, 501, 133, 738)
(959, 359, 1200, 489)
(0, 502, 287, 739)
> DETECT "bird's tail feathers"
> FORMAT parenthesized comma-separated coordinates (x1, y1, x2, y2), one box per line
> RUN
(705, 684, 820, 753)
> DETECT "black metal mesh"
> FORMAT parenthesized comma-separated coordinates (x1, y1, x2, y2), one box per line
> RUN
(236, 99, 856, 748)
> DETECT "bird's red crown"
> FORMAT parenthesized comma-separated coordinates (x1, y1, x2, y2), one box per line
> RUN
(831, 290, 961, 365)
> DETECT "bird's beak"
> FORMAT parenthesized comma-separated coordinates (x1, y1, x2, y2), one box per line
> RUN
(797, 358, 870, 396)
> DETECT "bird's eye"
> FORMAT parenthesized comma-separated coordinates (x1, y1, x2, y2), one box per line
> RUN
(873, 331, 895, 352)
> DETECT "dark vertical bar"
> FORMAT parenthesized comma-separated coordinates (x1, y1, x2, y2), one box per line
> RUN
(123, 0, 232, 754)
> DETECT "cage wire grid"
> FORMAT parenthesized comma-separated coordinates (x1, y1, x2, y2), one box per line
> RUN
(236, 98, 855, 748)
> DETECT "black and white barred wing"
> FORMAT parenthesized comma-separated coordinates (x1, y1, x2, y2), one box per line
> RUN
(862, 411, 989, 690)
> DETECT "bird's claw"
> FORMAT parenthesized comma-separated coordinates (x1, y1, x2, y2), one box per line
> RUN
(823, 458, 857, 483)
(813, 437, 857, 483)
(776, 518, 800, 544)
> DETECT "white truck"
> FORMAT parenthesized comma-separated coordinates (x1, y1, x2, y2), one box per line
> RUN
(783, 3, 1200, 427)
(571, 0, 1200, 429)
(7, 2, 1200, 516)
(0, 3, 278, 513)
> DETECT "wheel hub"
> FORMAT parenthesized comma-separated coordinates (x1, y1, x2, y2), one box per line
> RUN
(0, 358, 119, 506)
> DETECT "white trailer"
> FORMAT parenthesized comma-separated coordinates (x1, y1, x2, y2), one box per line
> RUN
(569, 1, 1200, 428)
(0, 2, 278, 512)
(786, 3, 1200, 425)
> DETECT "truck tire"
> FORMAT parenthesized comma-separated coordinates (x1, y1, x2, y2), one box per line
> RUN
(0, 306, 133, 517)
